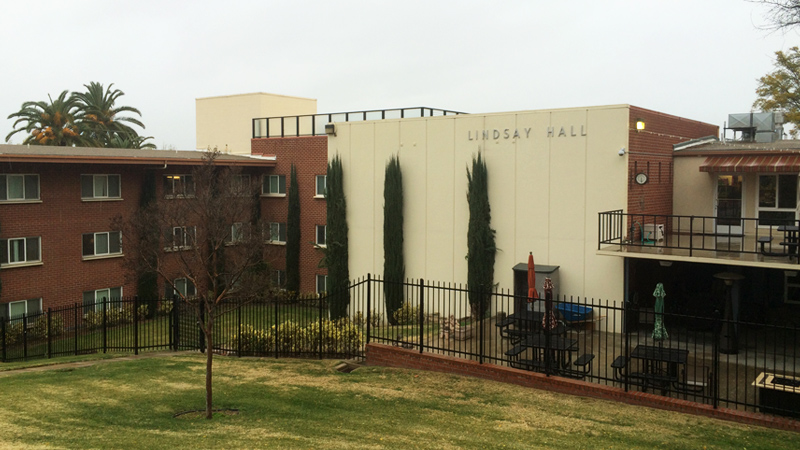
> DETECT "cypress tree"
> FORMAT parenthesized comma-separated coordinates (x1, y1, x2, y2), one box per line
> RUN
(325, 155, 350, 319)
(286, 164, 301, 294)
(383, 155, 404, 324)
(466, 153, 496, 319)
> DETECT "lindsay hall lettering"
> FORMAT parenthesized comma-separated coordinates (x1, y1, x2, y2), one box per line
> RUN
(468, 125, 587, 141)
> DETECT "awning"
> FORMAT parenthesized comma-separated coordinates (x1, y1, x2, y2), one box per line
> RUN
(699, 155, 800, 173)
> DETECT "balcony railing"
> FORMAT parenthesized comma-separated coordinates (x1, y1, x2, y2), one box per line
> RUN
(252, 107, 466, 139)
(598, 209, 800, 264)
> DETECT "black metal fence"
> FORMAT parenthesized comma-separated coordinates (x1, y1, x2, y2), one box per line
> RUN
(1, 294, 369, 363)
(3, 275, 799, 418)
(251, 107, 465, 139)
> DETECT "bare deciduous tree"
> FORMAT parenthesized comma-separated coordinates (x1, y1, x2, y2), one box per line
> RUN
(118, 150, 271, 419)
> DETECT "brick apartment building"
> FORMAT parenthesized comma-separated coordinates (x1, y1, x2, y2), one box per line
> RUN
(0, 145, 276, 319)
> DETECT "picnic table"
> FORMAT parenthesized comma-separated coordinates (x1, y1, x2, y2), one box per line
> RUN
(614, 344, 689, 395)
(505, 330, 594, 378)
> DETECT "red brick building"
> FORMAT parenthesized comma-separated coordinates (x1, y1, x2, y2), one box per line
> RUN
(0, 145, 276, 318)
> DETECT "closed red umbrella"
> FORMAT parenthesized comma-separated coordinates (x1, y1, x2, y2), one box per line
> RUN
(527, 252, 538, 302)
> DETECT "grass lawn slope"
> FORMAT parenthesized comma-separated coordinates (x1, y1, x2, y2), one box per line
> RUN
(0, 354, 797, 449)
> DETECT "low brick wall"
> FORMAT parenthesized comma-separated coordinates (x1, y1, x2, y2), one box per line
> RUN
(366, 343, 800, 432)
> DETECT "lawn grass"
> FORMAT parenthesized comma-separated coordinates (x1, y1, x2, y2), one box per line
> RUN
(0, 354, 797, 449)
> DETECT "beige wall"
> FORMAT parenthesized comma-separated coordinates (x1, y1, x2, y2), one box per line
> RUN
(196, 93, 317, 154)
(673, 156, 760, 235)
(329, 105, 631, 309)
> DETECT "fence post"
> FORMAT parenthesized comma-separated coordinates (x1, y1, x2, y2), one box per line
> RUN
(198, 302, 205, 354)
(419, 279, 425, 354)
(319, 290, 324, 360)
(47, 307, 52, 359)
(172, 296, 180, 351)
(274, 297, 279, 359)
(366, 273, 371, 346)
(102, 298, 107, 354)
(1, 319, 6, 363)
(23, 313, 28, 361)
(133, 296, 139, 355)
(624, 301, 631, 393)
(712, 308, 721, 410)
(237, 299, 242, 357)
(74, 302, 79, 356)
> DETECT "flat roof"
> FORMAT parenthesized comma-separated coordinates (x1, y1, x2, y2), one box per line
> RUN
(674, 139, 800, 156)
(0, 144, 276, 166)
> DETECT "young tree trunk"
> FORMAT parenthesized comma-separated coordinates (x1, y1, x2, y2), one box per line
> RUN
(205, 315, 214, 419)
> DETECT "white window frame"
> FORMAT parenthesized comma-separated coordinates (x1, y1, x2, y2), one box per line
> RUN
(315, 225, 327, 247)
(172, 278, 197, 298)
(757, 174, 798, 227)
(0, 174, 40, 202)
(262, 174, 286, 196)
(1, 236, 42, 267)
(83, 287, 123, 312)
(268, 222, 287, 244)
(81, 174, 121, 200)
(82, 231, 122, 258)
(168, 226, 196, 251)
(5, 298, 42, 325)
(315, 175, 327, 198)
(271, 269, 286, 289)
(227, 222, 245, 244)
(231, 174, 251, 196)
(316, 274, 328, 295)
(164, 175, 195, 198)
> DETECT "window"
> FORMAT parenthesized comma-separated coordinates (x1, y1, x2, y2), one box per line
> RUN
(164, 175, 195, 197)
(82, 231, 122, 257)
(168, 226, 196, 250)
(81, 174, 121, 199)
(316, 274, 328, 295)
(165, 278, 196, 298)
(0, 174, 39, 201)
(1, 298, 42, 324)
(758, 174, 798, 226)
(262, 174, 286, 195)
(268, 222, 287, 244)
(315, 175, 327, 197)
(226, 222, 245, 244)
(231, 174, 251, 195)
(82, 287, 122, 313)
(271, 269, 286, 288)
(315, 225, 326, 247)
(1, 237, 42, 266)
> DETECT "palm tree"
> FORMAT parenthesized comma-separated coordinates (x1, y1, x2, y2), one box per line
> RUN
(6, 90, 87, 146)
(106, 134, 157, 149)
(73, 82, 149, 147)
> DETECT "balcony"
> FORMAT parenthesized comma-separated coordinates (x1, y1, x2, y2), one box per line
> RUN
(597, 210, 800, 269)
(252, 107, 465, 139)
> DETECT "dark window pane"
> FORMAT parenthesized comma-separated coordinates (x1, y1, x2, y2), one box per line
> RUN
(759, 211, 796, 226)
(81, 175, 94, 198)
(27, 299, 41, 315)
(110, 231, 121, 253)
(108, 175, 121, 197)
(0, 175, 6, 200)
(26, 237, 39, 261)
(0, 239, 7, 264)
(760, 175, 777, 208)
(279, 175, 286, 193)
(778, 174, 798, 209)
(82, 234, 94, 256)
(24, 175, 39, 199)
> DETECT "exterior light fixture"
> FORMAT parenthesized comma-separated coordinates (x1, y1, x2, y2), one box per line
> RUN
(636, 120, 645, 132)
(618, 148, 626, 156)
(325, 123, 336, 136)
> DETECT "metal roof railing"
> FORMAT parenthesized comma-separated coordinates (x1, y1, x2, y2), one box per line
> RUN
(252, 107, 466, 139)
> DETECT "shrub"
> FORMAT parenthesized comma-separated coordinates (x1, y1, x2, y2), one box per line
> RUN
(157, 300, 173, 316)
(30, 314, 65, 340)
(392, 301, 420, 325)
(137, 304, 150, 321)
(83, 308, 133, 329)
(228, 319, 364, 355)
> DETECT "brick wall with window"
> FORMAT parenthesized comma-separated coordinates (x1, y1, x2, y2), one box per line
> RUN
(252, 136, 328, 295)
(0, 163, 142, 310)
(627, 107, 719, 226)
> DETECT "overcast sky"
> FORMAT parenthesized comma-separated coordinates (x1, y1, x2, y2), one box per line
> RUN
(0, 0, 796, 150)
